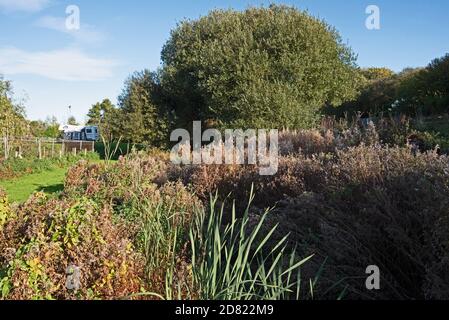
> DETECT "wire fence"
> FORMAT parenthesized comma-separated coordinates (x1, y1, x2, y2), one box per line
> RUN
(1, 137, 95, 160)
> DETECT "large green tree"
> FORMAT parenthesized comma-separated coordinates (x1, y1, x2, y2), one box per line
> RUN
(43, 116, 60, 138)
(161, 5, 362, 129)
(117, 70, 170, 145)
(397, 54, 449, 115)
(347, 54, 449, 117)
(87, 99, 121, 140)
(87, 99, 116, 125)
(361, 67, 395, 82)
(67, 116, 79, 126)
(328, 67, 429, 117)
(348, 67, 399, 115)
(0, 76, 27, 138)
(28, 120, 46, 137)
(0, 76, 28, 158)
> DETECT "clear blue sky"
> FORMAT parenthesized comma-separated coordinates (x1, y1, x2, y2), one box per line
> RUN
(1, 0, 448, 122)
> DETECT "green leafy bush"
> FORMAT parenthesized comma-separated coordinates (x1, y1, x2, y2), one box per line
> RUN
(0, 194, 144, 300)
(161, 4, 361, 130)
(0, 188, 10, 229)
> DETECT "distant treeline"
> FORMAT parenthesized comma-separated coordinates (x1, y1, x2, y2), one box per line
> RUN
(89, 5, 448, 148)
(86, 5, 362, 147)
(3, 5, 448, 150)
(327, 56, 449, 117)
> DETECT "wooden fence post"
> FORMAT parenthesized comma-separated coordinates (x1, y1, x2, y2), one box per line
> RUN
(3, 137, 8, 160)
(38, 139, 42, 159)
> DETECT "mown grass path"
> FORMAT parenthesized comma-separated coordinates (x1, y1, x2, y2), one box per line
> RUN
(0, 166, 67, 203)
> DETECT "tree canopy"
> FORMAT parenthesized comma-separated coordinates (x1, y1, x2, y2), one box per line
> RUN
(342, 54, 449, 117)
(361, 68, 395, 82)
(87, 99, 116, 125)
(116, 70, 170, 145)
(0, 76, 28, 139)
(67, 116, 79, 126)
(99, 7, 449, 145)
(160, 5, 362, 129)
(397, 54, 449, 115)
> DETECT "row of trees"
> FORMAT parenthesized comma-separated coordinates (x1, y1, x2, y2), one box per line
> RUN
(334, 54, 449, 117)
(87, 5, 363, 146)
(1, 76, 73, 142)
(4, 5, 449, 149)
(81, 5, 446, 147)
(398, 54, 449, 115)
(86, 71, 171, 146)
(0, 76, 28, 141)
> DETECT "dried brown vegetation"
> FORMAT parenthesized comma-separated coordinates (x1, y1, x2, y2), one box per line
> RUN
(1, 121, 448, 300)
(169, 126, 449, 299)
(0, 194, 144, 299)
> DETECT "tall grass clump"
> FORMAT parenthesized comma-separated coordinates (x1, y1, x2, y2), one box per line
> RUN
(138, 197, 194, 300)
(137, 187, 315, 300)
(189, 188, 313, 300)
(100, 135, 123, 165)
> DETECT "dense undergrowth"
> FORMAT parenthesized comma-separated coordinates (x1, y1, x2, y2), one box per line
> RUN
(1, 119, 449, 300)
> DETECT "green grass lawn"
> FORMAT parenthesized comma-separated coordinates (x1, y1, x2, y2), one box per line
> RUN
(0, 166, 67, 203)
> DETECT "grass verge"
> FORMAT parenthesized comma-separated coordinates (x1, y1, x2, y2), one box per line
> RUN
(0, 166, 67, 203)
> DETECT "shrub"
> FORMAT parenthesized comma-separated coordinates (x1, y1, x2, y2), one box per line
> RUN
(161, 4, 361, 130)
(0, 194, 144, 300)
(256, 147, 449, 299)
(63, 155, 202, 299)
(174, 143, 449, 299)
(62, 152, 317, 300)
(279, 129, 336, 156)
(3, 131, 448, 300)
(64, 152, 172, 208)
(0, 188, 10, 229)
(137, 187, 200, 299)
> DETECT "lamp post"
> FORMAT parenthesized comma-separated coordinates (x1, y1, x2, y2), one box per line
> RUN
(68, 105, 72, 125)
